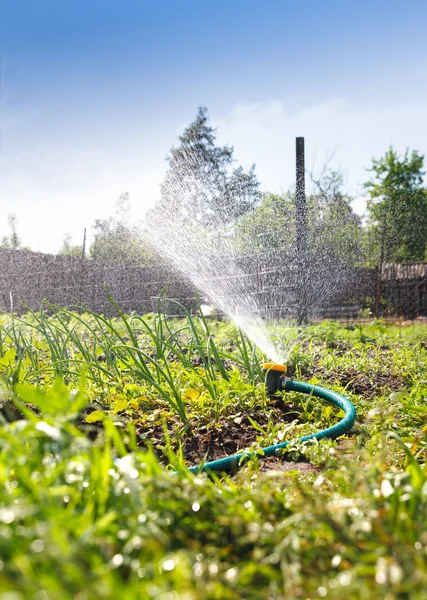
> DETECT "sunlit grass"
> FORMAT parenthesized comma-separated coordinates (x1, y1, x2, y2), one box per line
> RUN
(0, 309, 427, 598)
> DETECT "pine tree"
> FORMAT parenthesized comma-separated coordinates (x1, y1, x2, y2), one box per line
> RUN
(159, 107, 261, 228)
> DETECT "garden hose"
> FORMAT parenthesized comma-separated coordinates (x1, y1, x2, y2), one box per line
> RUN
(188, 364, 356, 474)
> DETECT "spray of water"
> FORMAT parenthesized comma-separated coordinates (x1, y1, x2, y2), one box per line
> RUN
(144, 166, 286, 363)
(142, 130, 367, 363)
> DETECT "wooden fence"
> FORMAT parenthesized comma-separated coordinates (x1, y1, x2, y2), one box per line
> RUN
(380, 263, 427, 318)
(0, 248, 426, 319)
(0, 248, 195, 316)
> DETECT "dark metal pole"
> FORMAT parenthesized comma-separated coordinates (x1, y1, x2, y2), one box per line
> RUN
(296, 137, 308, 324)
(82, 228, 87, 259)
(374, 220, 386, 317)
(296, 137, 307, 253)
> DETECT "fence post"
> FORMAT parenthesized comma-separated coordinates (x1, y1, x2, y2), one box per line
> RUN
(82, 228, 87, 260)
(296, 137, 308, 323)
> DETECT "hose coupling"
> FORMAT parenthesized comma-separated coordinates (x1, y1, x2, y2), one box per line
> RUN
(262, 363, 288, 396)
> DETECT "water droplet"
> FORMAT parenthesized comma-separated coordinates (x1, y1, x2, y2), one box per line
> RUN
(0, 510, 15, 524)
(117, 529, 129, 540)
(163, 558, 176, 571)
(338, 572, 351, 586)
(331, 555, 341, 567)
(36, 421, 61, 439)
(112, 554, 124, 567)
(225, 567, 238, 581)
(31, 539, 44, 553)
(380, 479, 394, 498)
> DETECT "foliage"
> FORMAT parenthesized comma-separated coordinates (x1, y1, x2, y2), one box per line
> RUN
(157, 106, 261, 229)
(58, 233, 83, 258)
(309, 169, 365, 265)
(236, 169, 364, 265)
(90, 193, 154, 265)
(1, 214, 22, 250)
(0, 311, 427, 598)
(0, 299, 265, 428)
(235, 192, 296, 253)
(364, 147, 427, 263)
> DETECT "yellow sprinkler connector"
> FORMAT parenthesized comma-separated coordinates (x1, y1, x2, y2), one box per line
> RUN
(262, 363, 287, 373)
(262, 363, 288, 396)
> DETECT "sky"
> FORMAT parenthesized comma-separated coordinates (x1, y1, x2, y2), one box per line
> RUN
(1, 0, 426, 253)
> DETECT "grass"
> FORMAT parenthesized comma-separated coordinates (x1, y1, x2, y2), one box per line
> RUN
(0, 305, 427, 599)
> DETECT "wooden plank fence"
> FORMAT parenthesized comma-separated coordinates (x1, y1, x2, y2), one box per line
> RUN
(0, 248, 426, 320)
(380, 263, 427, 318)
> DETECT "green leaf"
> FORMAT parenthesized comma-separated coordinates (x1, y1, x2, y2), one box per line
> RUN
(184, 388, 200, 401)
(112, 398, 128, 414)
(85, 410, 105, 423)
(0, 348, 16, 368)
(15, 379, 73, 418)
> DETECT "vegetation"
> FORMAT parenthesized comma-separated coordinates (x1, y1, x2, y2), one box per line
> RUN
(0, 305, 427, 599)
(88, 193, 154, 266)
(3, 109, 427, 271)
(364, 147, 427, 264)
(236, 170, 365, 265)
(54, 140, 427, 268)
(1, 214, 23, 250)
(59, 233, 84, 258)
(156, 106, 261, 229)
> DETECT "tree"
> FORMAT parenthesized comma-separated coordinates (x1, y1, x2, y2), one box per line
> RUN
(235, 192, 296, 254)
(235, 169, 364, 265)
(58, 234, 83, 258)
(364, 147, 427, 263)
(308, 169, 364, 265)
(89, 193, 153, 265)
(1, 214, 21, 249)
(159, 106, 261, 228)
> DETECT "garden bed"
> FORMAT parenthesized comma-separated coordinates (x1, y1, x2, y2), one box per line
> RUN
(0, 308, 427, 598)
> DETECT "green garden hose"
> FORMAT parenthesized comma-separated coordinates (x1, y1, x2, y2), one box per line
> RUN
(188, 376, 356, 474)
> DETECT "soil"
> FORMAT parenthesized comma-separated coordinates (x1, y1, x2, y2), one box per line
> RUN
(75, 361, 408, 474)
(239, 455, 318, 475)
(134, 397, 316, 473)
(317, 366, 406, 399)
(36, 346, 411, 475)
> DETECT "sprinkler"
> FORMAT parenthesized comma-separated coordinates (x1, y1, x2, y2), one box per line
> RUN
(186, 363, 357, 474)
(262, 363, 288, 395)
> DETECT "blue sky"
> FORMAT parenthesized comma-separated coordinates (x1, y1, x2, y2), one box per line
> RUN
(1, 0, 427, 252)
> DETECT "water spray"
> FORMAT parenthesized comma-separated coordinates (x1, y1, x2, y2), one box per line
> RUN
(145, 132, 358, 474)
